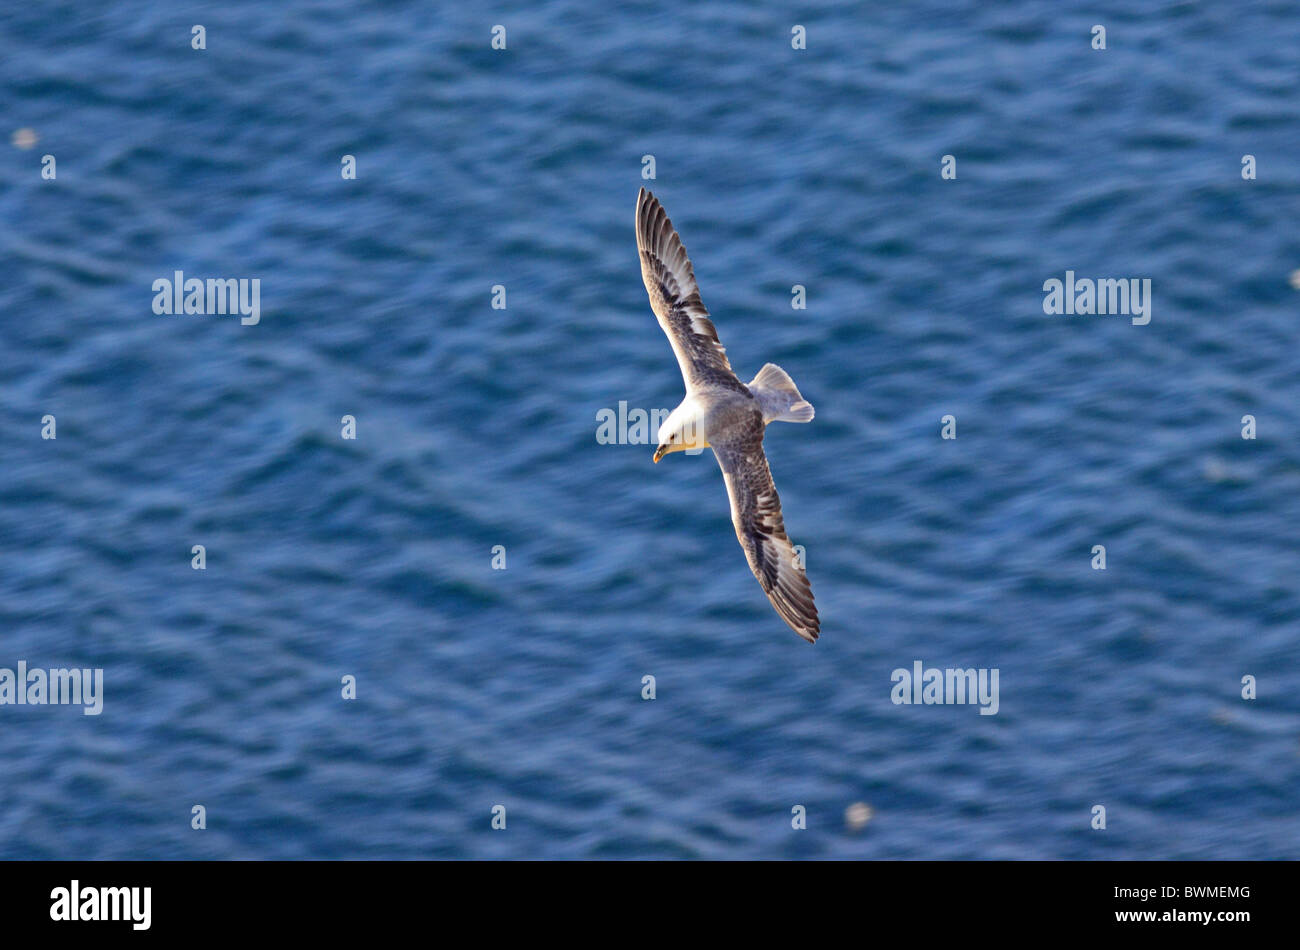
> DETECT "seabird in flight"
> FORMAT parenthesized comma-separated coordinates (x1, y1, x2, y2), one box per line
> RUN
(636, 187, 819, 642)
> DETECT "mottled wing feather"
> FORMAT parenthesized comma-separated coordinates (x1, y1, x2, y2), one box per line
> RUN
(712, 432, 819, 642)
(636, 188, 747, 394)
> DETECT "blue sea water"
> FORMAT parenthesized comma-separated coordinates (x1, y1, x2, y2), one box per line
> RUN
(1, 0, 1297, 859)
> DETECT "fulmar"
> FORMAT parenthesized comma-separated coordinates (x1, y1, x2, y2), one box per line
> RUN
(635, 188, 819, 642)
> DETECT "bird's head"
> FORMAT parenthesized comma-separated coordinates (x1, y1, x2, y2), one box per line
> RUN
(653, 413, 704, 463)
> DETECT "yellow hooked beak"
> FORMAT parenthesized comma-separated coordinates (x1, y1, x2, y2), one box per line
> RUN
(653, 444, 668, 464)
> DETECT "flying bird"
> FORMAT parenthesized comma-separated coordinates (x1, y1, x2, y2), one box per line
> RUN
(635, 187, 819, 642)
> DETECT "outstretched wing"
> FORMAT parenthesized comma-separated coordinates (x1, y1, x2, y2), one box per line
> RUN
(712, 431, 819, 642)
(636, 188, 747, 394)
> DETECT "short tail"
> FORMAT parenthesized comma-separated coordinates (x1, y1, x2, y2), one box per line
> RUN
(748, 362, 815, 424)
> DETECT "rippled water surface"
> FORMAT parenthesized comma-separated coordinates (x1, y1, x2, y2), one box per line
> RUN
(1, 1, 1298, 858)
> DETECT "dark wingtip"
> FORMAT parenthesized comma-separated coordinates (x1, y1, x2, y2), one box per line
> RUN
(798, 608, 820, 643)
